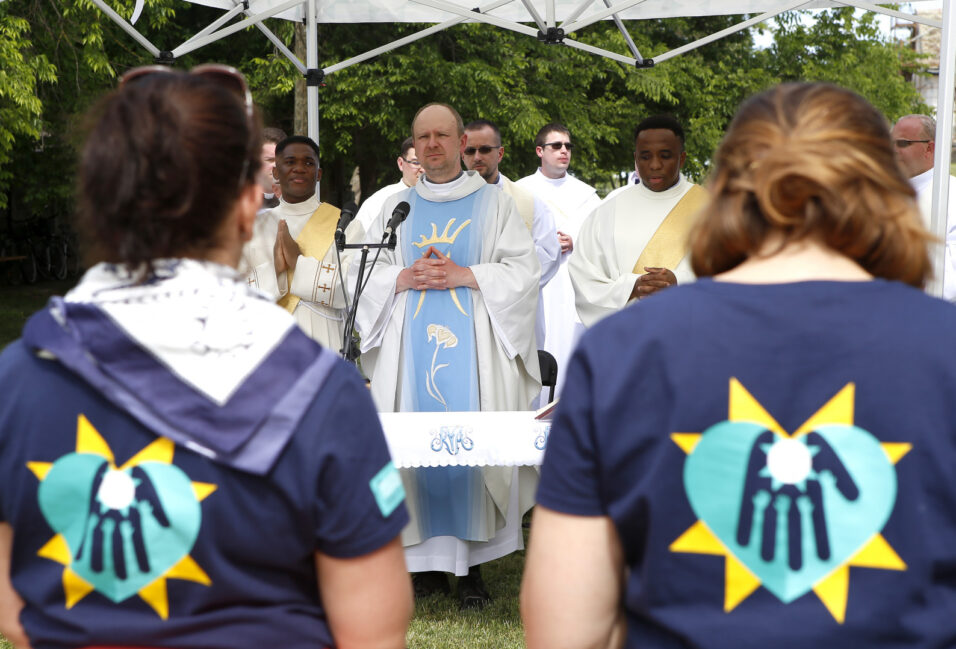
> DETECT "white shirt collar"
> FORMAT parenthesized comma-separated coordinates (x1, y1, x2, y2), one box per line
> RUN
(422, 170, 470, 196)
(911, 168, 935, 195)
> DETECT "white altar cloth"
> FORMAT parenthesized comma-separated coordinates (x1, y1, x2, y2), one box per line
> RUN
(378, 411, 549, 468)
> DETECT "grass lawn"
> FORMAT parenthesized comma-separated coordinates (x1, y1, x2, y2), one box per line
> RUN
(0, 278, 77, 349)
(0, 277, 530, 648)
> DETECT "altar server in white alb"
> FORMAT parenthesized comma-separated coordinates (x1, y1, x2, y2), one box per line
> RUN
(240, 136, 363, 351)
(516, 123, 600, 399)
(570, 115, 708, 327)
(461, 119, 560, 353)
(353, 103, 540, 608)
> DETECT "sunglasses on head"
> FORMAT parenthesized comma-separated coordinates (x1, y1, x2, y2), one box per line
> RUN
(463, 145, 501, 156)
(543, 141, 573, 151)
(120, 64, 253, 121)
(120, 64, 255, 191)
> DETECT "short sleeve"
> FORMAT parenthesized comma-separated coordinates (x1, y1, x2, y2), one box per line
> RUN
(309, 364, 409, 558)
(536, 344, 607, 516)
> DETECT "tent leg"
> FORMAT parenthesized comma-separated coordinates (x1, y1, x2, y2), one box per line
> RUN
(307, 0, 320, 198)
(930, 2, 956, 299)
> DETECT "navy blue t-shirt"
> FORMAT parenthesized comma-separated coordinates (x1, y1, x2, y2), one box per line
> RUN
(0, 340, 408, 649)
(538, 279, 956, 648)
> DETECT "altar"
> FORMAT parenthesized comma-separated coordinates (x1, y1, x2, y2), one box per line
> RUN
(378, 410, 550, 468)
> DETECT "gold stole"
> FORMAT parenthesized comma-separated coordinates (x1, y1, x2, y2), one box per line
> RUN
(277, 202, 340, 314)
(632, 184, 708, 273)
(502, 177, 535, 232)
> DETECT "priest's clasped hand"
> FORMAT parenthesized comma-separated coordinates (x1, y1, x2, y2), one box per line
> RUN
(273, 220, 301, 274)
(396, 245, 478, 293)
(630, 266, 677, 300)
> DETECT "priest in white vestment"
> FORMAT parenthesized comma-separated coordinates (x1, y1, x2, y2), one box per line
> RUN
(241, 136, 363, 352)
(462, 119, 560, 354)
(570, 116, 707, 327)
(516, 123, 600, 401)
(355, 136, 423, 231)
(352, 104, 540, 607)
(890, 114, 956, 301)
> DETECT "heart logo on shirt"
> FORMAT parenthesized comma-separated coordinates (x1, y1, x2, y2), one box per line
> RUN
(682, 420, 897, 604)
(37, 452, 202, 604)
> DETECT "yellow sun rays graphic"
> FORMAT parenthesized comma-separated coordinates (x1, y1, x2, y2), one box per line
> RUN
(27, 414, 216, 619)
(411, 218, 473, 319)
(669, 379, 908, 623)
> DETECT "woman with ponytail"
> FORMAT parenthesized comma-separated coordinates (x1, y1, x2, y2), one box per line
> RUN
(523, 83, 956, 649)
(0, 67, 411, 649)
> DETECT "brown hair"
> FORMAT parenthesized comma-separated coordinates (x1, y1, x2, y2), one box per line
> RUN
(77, 72, 261, 272)
(534, 122, 570, 148)
(690, 83, 931, 287)
(263, 126, 287, 145)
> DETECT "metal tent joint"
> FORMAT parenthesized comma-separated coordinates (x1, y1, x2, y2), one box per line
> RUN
(634, 57, 654, 68)
(305, 68, 326, 86)
(537, 26, 565, 44)
(155, 50, 175, 64)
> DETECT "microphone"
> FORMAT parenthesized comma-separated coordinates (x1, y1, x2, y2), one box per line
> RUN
(335, 202, 358, 251)
(383, 201, 410, 241)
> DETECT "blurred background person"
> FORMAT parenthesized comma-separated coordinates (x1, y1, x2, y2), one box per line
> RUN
(259, 126, 287, 209)
(0, 65, 411, 649)
(523, 83, 955, 649)
(890, 114, 956, 301)
(356, 136, 423, 231)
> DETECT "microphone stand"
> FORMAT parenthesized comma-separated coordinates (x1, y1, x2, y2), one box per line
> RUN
(339, 231, 398, 364)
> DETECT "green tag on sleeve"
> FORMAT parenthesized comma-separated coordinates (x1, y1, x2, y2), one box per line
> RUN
(369, 461, 405, 517)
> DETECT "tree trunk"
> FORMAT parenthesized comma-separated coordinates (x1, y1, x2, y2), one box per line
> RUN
(293, 23, 308, 138)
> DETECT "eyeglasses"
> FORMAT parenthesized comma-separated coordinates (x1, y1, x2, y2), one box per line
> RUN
(542, 141, 573, 151)
(402, 157, 421, 167)
(895, 139, 931, 148)
(463, 145, 501, 156)
(120, 64, 255, 190)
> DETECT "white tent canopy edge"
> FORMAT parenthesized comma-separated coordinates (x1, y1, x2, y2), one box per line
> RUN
(93, 0, 952, 296)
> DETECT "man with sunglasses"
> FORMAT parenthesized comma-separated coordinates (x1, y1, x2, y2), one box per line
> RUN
(356, 137, 424, 231)
(517, 123, 601, 402)
(569, 115, 706, 326)
(462, 120, 561, 355)
(241, 136, 364, 351)
(891, 114, 956, 301)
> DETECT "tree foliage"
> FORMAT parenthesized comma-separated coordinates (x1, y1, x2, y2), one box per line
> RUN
(0, 7, 56, 211)
(0, 3, 931, 218)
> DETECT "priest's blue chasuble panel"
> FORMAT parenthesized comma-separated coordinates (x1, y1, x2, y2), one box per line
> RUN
(400, 185, 491, 541)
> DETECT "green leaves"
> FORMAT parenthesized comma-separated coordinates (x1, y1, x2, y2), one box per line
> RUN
(0, 5, 930, 215)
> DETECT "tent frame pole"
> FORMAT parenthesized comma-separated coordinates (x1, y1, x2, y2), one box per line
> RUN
(88, 0, 161, 58)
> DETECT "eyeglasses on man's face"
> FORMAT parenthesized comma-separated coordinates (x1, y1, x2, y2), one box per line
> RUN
(895, 139, 931, 149)
(542, 141, 573, 151)
(402, 157, 421, 167)
(463, 145, 501, 156)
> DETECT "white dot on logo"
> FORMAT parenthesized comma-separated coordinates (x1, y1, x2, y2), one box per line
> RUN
(97, 469, 136, 510)
(766, 437, 812, 484)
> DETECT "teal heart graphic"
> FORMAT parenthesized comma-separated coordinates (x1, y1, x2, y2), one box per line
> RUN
(684, 421, 897, 603)
(38, 452, 201, 603)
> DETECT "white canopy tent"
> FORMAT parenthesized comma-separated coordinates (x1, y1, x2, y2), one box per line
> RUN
(93, 0, 953, 295)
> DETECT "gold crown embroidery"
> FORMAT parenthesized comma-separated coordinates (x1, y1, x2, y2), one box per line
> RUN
(412, 218, 472, 248)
